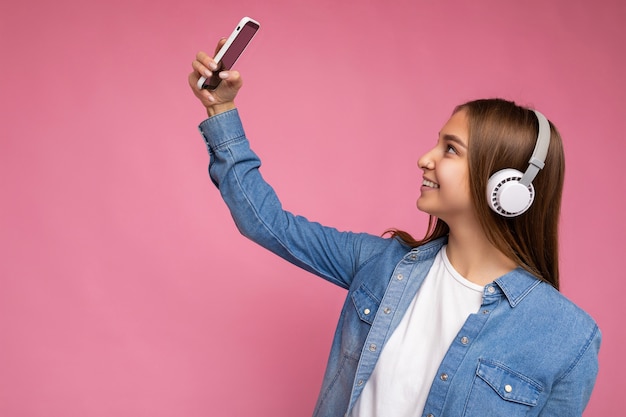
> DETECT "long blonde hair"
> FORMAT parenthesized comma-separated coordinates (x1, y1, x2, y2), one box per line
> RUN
(388, 99, 565, 289)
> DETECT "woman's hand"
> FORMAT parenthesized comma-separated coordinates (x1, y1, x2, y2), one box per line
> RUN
(188, 39, 243, 117)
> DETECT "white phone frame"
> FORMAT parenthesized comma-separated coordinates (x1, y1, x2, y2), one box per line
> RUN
(197, 16, 260, 90)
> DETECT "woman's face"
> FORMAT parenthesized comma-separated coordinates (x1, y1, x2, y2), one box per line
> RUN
(416, 109, 473, 225)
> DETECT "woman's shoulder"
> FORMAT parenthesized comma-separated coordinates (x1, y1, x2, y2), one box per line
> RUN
(535, 280, 597, 325)
(524, 280, 601, 352)
(498, 270, 600, 344)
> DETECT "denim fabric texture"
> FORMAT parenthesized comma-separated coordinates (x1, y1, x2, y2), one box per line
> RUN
(198, 109, 601, 417)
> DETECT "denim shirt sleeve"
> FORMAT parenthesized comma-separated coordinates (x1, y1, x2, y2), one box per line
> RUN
(198, 109, 387, 289)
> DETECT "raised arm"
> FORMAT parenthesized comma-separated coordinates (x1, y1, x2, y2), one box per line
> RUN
(188, 46, 390, 289)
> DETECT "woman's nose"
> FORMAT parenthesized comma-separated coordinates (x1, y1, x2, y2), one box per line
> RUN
(418, 151, 435, 170)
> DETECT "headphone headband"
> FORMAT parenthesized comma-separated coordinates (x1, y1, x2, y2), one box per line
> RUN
(519, 110, 551, 186)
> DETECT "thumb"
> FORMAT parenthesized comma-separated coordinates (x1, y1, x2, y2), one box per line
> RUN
(218, 70, 243, 90)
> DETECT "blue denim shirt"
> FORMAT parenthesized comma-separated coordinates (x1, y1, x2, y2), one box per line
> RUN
(198, 109, 601, 417)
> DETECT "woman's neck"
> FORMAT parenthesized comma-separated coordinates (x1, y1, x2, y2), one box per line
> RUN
(445, 223, 517, 286)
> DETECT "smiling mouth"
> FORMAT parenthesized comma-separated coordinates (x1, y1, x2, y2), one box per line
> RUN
(422, 179, 440, 189)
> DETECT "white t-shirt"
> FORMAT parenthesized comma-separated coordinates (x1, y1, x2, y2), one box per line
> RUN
(350, 246, 484, 417)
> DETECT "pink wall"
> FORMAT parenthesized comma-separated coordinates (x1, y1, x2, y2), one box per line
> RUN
(1, 0, 624, 415)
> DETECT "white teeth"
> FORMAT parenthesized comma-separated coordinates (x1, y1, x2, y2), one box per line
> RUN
(423, 179, 439, 188)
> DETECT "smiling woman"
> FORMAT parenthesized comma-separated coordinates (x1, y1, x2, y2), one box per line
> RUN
(0, 0, 623, 416)
(189, 37, 600, 415)
(400, 99, 564, 289)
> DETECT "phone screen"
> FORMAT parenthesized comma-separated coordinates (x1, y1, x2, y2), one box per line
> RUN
(205, 21, 259, 90)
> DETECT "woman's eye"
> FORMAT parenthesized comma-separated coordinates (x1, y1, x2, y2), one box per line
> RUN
(446, 145, 457, 154)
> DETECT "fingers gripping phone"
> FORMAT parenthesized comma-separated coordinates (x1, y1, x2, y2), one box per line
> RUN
(197, 17, 260, 90)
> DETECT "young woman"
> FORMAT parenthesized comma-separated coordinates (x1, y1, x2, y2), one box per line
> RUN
(189, 48, 600, 417)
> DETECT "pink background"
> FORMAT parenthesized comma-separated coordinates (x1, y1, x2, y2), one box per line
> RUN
(1, 0, 624, 415)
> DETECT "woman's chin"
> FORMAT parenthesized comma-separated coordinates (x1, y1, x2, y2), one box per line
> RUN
(416, 199, 430, 215)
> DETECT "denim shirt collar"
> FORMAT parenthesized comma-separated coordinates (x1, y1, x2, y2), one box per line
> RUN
(495, 269, 543, 308)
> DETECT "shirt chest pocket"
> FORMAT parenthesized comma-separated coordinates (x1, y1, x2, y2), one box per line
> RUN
(463, 359, 544, 416)
(350, 284, 380, 325)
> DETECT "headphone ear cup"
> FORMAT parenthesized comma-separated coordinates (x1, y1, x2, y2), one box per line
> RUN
(487, 169, 535, 217)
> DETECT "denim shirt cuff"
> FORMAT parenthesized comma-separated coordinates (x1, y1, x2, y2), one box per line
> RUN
(197, 108, 246, 155)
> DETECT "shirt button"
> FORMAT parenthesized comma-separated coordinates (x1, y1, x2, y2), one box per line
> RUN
(357, 380, 364, 386)
(410, 254, 417, 260)
(369, 344, 377, 352)
(460, 336, 469, 345)
(383, 307, 391, 314)
(440, 373, 448, 381)
(482, 310, 490, 315)
(426, 414, 434, 417)
(487, 286, 495, 294)
(505, 384, 513, 393)
(364, 308, 371, 315)
(397, 273, 404, 281)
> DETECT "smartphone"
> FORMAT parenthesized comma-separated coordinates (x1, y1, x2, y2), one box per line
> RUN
(197, 17, 260, 90)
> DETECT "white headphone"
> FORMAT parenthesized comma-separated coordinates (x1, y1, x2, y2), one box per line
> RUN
(486, 110, 551, 217)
